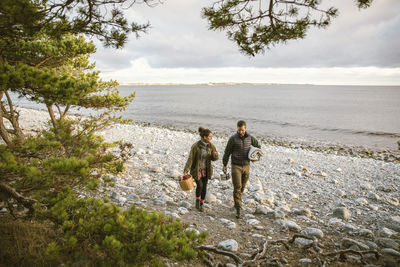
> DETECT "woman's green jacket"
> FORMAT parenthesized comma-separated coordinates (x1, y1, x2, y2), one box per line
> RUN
(184, 140, 218, 180)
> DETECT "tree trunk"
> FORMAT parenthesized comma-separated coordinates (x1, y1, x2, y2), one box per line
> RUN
(0, 91, 13, 147)
(4, 91, 24, 144)
(47, 104, 57, 129)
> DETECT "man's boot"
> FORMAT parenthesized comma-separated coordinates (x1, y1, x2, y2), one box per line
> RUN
(196, 199, 200, 210)
(199, 202, 204, 212)
(236, 207, 241, 219)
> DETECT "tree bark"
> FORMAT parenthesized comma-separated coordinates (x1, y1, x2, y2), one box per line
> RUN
(0, 91, 13, 147)
(0, 182, 38, 211)
(4, 91, 24, 144)
(47, 104, 57, 129)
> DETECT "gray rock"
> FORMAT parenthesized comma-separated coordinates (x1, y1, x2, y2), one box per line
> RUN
(254, 192, 274, 204)
(165, 211, 180, 219)
(228, 222, 237, 229)
(254, 205, 273, 215)
(385, 197, 399, 207)
(382, 248, 400, 258)
(355, 197, 368, 205)
(252, 234, 265, 239)
(342, 238, 370, 250)
(375, 238, 400, 250)
(364, 240, 378, 250)
(295, 238, 314, 248)
(126, 193, 139, 201)
(152, 167, 163, 173)
(379, 227, 396, 238)
(301, 227, 324, 239)
(111, 191, 120, 199)
(329, 217, 344, 226)
(244, 213, 255, 219)
(226, 264, 236, 267)
(266, 210, 286, 219)
(246, 219, 260, 226)
(276, 219, 301, 232)
(335, 189, 346, 197)
(280, 258, 289, 264)
(376, 185, 393, 192)
(293, 208, 312, 217)
(342, 224, 358, 234)
(359, 229, 374, 239)
(366, 191, 380, 201)
(178, 201, 191, 209)
(218, 239, 239, 252)
(177, 207, 189, 215)
(360, 183, 374, 190)
(298, 258, 312, 265)
(0, 207, 8, 213)
(333, 207, 351, 220)
(154, 199, 166, 205)
(205, 193, 217, 204)
(163, 180, 178, 189)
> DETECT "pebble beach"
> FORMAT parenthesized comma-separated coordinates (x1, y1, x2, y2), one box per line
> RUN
(8, 107, 400, 265)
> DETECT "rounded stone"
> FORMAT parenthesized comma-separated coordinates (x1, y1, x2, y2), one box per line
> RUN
(333, 207, 351, 220)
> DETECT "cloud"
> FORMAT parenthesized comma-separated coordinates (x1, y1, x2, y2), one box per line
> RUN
(92, 0, 400, 83)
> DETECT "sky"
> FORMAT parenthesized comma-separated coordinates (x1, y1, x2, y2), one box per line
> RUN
(92, 0, 400, 85)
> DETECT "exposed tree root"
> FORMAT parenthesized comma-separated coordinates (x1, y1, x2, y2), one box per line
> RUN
(199, 234, 380, 266)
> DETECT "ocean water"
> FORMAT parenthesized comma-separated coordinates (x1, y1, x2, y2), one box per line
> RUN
(9, 84, 400, 150)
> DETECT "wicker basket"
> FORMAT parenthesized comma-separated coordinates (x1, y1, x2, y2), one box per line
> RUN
(179, 175, 194, 191)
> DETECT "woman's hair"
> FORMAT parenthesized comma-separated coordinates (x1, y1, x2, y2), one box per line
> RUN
(199, 127, 212, 138)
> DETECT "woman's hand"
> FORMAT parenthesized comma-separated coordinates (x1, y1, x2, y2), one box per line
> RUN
(222, 166, 227, 173)
(214, 151, 218, 157)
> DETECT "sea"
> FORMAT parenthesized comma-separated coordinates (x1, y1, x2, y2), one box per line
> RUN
(10, 84, 400, 150)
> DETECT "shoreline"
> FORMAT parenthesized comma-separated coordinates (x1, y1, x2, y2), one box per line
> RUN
(132, 120, 400, 164)
(11, 106, 400, 163)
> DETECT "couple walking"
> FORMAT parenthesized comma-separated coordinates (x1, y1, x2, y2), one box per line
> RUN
(183, 120, 261, 218)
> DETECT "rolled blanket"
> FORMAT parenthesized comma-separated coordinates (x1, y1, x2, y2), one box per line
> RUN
(248, 146, 263, 161)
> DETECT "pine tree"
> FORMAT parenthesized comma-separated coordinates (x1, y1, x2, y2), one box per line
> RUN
(202, 0, 374, 56)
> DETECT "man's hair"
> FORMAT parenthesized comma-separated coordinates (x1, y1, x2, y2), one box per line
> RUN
(237, 120, 246, 127)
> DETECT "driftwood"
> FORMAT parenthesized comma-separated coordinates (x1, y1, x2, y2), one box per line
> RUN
(199, 233, 380, 267)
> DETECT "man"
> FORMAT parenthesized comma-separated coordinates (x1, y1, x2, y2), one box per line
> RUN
(223, 120, 261, 219)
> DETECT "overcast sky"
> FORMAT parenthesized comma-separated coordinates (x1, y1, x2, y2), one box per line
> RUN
(92, 0, 400, 85)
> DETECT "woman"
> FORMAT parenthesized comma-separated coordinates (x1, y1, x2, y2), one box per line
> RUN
(184, 127, 218, 212)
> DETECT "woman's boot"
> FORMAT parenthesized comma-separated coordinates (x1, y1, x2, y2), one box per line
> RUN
(199, 202, 204, 212)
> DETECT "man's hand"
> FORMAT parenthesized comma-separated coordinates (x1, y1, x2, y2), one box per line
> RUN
(214, 151, 218, 157)
(222, 166, 227, 173)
